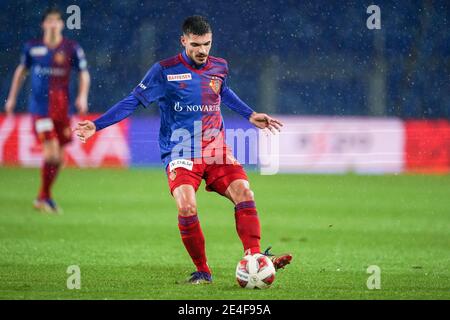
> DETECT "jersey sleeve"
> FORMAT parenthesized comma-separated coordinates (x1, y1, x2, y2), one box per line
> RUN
(19, 43, 32, 69)
(132, 63, 165, 108)
(93, 93, 140, 131)
(71, 42, 88, 71)
(220, 63, 255, 120)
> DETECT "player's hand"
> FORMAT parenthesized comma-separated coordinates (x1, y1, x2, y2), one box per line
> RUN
(75, 95, 88, 115)
(249, 112, 283, 134)
(4, 98, 16, 115)
(73, 120, 96, 143)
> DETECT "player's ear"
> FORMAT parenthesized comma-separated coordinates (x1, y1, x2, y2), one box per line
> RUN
(180, 35, 186, 47)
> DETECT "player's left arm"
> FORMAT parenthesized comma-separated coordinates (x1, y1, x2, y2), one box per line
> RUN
(221, 87, 283, 133)
(220, 76, 283, 134)
(72, 43, 90, 115)
(76, 70, 90, 115)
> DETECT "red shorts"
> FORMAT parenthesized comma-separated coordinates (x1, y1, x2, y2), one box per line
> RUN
(166, 157, 249, 196)
(33, 116, 72, 146)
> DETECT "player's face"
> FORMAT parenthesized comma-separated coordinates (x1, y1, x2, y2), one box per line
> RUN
(41, 13, 64, 36)
(181, 33, 212, 65)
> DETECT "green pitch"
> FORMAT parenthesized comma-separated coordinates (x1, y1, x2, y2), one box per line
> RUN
(0, 167, 449, 300)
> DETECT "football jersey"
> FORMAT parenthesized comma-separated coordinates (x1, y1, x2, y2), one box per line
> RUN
(20, 38, 87, 120)
(132, 51, 237, 167)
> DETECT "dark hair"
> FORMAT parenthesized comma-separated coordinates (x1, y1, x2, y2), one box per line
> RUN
(41, 7, 63, 22)
(182, 16, 212, 35)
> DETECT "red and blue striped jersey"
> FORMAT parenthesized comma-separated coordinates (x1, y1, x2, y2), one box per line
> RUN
(20, 38, 87, 120)
(94, 51, 254, 167)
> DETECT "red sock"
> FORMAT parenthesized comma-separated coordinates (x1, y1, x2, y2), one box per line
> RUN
(178, 215, 211, 274)
(235, 201, 261, 255)
(38, 162, 60, 200)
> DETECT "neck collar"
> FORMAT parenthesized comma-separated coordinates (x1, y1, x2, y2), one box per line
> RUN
(181, 50, 206, 70)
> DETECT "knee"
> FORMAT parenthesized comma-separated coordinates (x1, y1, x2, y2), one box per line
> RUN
(178, 203, 197, 217)
(45, 155, 61, 165)
(43, 149, 62, 164)
(237, 187, 254, 203)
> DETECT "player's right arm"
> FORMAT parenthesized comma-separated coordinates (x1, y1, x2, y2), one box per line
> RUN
(4, 65, 28, 115)
(4, 43, 32, 115)
(74, 62, 164, 143)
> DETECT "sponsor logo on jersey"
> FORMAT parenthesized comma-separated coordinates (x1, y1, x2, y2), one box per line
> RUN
(169, 159, 194, 171)
(30, 46, 48, 57)
(34, 65, 66, 76)
(138, 83, 147, 90)
(167, 73, 192, 81)
(173, 102, 221, 112)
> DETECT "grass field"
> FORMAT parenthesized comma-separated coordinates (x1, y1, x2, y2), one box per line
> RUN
(0, 167, 449, 300)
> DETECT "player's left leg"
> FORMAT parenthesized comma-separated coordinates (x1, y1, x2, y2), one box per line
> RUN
(34, 138, 63, 213)
(33, 117, 71, 213)
(223, 179, 292, 270)
(205, 159, 293, 270)
(223, 179, 261, 255)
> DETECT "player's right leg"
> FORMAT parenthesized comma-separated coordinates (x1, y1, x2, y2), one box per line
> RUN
(172, 184, 212, 284)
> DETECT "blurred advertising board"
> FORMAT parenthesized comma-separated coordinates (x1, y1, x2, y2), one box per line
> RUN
(259, 117, 405, 174)
(0, 114, 129, 167)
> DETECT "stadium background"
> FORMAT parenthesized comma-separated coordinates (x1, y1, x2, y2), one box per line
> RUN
(0, 0, 449, 300)
(1, 0, 449, 172)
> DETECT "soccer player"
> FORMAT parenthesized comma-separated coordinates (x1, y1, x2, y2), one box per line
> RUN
(74, 16, 291, 284)
(4, 8, 90, 213)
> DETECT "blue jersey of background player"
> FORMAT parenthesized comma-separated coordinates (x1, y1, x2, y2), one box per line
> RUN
(75, 15, 291, 284)
(4, 7, 90, 214)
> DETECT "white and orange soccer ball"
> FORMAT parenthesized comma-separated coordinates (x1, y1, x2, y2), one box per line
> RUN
(235, 254, 276, 289)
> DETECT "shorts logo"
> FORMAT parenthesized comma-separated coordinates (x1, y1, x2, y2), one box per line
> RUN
(169, 169, 177, 181)
(209, 76, 222, 94)
(167, 73, 192, 81)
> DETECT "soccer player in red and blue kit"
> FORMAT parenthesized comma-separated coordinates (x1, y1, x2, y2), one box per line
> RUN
(75, 16, 291, 284)
(4, 8, 90, 213)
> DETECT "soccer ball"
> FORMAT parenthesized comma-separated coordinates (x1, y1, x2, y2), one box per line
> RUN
(235, 254, 276, 289)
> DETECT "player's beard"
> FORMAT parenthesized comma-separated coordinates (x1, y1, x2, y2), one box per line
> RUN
(195, 55, 208, 64)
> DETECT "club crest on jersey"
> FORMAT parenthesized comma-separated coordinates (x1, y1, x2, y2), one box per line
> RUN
(167, 73, 192, 81)
(54, 51, 66, 65)
(209, 76, 222, 94)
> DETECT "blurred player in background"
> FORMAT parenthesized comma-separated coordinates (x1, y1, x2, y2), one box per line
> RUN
(4, 7, 90, 213)
(74, 16, 291, 284)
